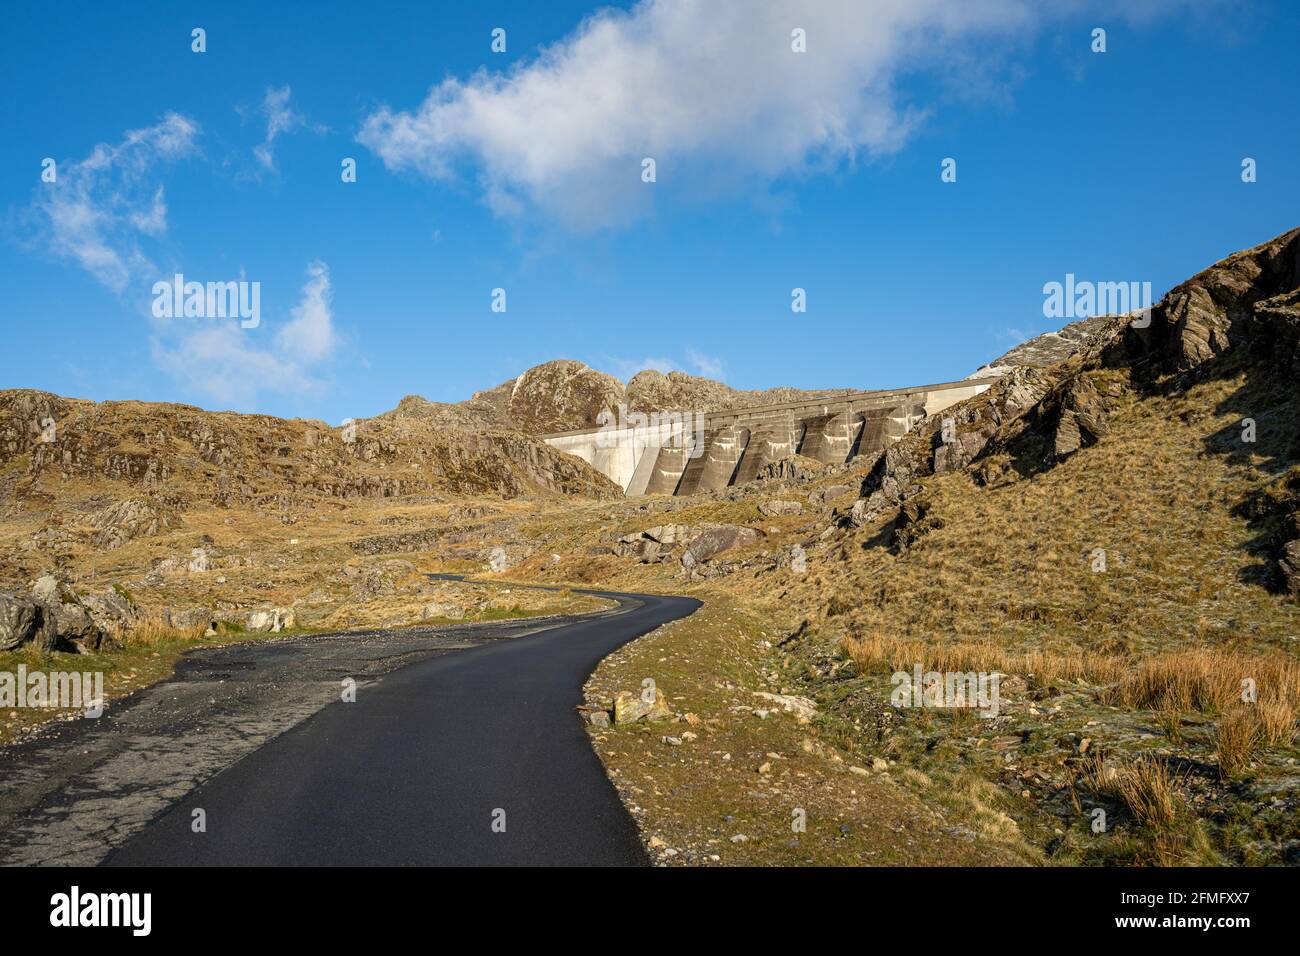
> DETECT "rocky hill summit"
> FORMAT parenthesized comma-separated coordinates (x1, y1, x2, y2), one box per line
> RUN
(461, 361, 858, 434)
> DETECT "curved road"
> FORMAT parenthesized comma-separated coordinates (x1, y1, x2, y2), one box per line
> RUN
(95, 587, 698, 866)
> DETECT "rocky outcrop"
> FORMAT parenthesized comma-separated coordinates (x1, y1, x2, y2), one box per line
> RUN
(847, 225, 1300, 563)
(1280, 534, 1300, 596)
(32, 576, 112, 653)
(79, 586, 138, 634)
(87, 497, 180, 550)
(971, 313, 1121, 378)
(684, 525, 761, 563)
(1249, 470, 1300, 597)
(0, 593, 47, 651)
(462, 360, 624, 433)
(462, 360, 853, 436)
(615, 523, 761, 564)
(163, 606, 214, 631)
(246, 607, 295, 633)
(1106, 226, 1300, 377)
(0, 576, 124, 653)
(626, 369, 853, 416)
(614, 524, 692, 562)
(759, 455, 823, 483)
(850, 367, 1051, 524)
(421, 601, 465, 621)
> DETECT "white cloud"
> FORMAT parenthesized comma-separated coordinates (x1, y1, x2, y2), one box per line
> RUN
(152, 261, 340, 408)
(684, 348, 724, 379)
(276, 260, 336, 361)
(253, 85, 306, 171)
(30, 113, 198, 289)
(360, 0, 1208, 229)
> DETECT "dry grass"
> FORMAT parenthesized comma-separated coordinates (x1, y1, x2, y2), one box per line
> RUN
(1257, 698, 1298, 747)
(1086, 753, 1183, 832)
(842, 632, 1300, 742)
(812, 375, 1300, 670)
(839, 631, 1127, 686)
(1216, 708, 1262, 779)
(1105, 648, 1300, 717)
(109, 617, 206, 649)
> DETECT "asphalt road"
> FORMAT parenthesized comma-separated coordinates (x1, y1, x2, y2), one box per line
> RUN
(97, 587, 699, 867)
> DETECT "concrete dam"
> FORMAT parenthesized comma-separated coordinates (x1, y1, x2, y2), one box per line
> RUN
(542, 378, 993, 496)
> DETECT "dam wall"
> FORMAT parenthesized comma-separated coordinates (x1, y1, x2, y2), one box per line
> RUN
(541, 378, 992, 496)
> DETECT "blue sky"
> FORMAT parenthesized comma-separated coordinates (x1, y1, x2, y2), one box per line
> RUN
(1, 0, 1296, 425)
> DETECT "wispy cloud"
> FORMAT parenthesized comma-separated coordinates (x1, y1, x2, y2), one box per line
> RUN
(26, 112, 198, 290)
(359, 0, 1206, 230)
(603, 350, 727, 382)
(152, 261, 340, 408)
(684, 348, 724, 379)
(252, 85, 307, 172)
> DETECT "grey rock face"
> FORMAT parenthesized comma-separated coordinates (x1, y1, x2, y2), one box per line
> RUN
(1281, 538, 1300, 596)
(6, 577, 112, 653)
(164, 607, 215, 631)
(245, 608, 295, 633)
(0, 593, 44, 651)
(88, 497, 178, 551)
(683, 525, 761, 563)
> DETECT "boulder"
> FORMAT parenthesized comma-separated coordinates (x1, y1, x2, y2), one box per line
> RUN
(683, 525, 761, 563)
(821, 484, 852, 502)
(752, 691, 818, 723)
(790, 544, 808, 574)
(0, 592, 44, 651)
(759, 499, 803, 517)
(487, 546, 510, 572)
(421, 602, 465, 621)
(30, 576, 110, 653)
(164, 607, 215, 631)
(80, 586, 139, 632)
(615, 524, 695, 562)
(643, 524, 691, 545)
(613, 687, 673, 724)
(45, 600, 109, 653)
(246, 607, 295, 633)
